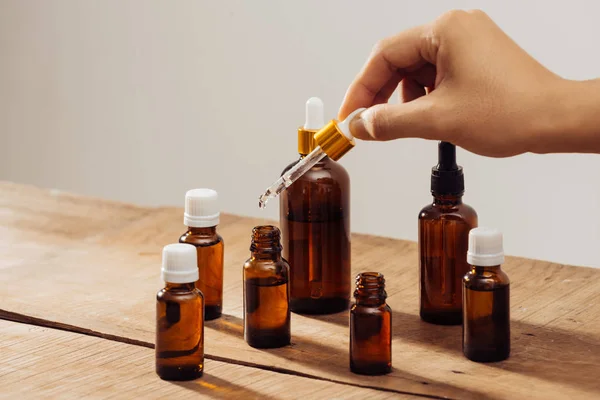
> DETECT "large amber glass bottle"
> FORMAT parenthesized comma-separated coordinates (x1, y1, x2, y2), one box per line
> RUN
(280, 97, 351, 315)
(419, 142, 478, 325)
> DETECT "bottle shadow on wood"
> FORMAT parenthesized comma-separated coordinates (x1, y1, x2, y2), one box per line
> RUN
(304, 308, 600, 393)
(208, 313, 495, 400)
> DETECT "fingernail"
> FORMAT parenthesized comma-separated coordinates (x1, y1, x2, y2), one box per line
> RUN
(349, 110, 369, 140)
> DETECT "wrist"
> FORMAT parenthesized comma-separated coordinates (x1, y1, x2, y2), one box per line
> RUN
(531, 78, 600, 154)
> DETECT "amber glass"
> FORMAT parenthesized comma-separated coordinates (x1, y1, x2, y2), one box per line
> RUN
(243, 225, 291, 348)
(463, 265, 510, 362)
(280, 156, 350, 314)
(156, 282, 204, 380)
(419, 194, 478, 325)
(350, 272, 392, 375)
(179, 226, 224, 320)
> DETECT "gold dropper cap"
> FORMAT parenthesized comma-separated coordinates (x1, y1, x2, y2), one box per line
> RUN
(314, 121, 355, 161)
(298, 127, 317, 155)
(313, 107, 365, 161)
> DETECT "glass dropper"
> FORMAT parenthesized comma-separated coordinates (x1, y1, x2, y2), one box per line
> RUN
(258, 107, 365, 209)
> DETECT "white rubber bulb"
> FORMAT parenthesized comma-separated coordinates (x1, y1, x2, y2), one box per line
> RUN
(304, 97, 325, 130)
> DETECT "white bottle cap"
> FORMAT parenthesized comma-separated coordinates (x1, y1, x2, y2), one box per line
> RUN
(467, 227, 505, 266)
(184, 188, 220, 227)
(337, 107, 366, 140)
(304, 97, 325, 130)
(161, 243, 198, 283)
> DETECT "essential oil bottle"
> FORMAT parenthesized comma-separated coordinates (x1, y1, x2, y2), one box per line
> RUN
(463, 227, 510, 362)
(156, 243, 205, 381)
(280, 97, 351, 314)
(350, 272, 392, 375)
(419, 142, 478, 325)
(243, 225, 291, 348)
(179, 188, 224, 320)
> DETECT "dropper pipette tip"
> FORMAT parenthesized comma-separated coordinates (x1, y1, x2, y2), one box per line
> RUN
(258, 192, 270, 209)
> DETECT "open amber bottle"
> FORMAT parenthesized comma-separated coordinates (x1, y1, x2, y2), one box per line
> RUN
(419, 142, 478, 325)
(243, 225, 291, 348)
(156, 244, 204, 381)
(350, 272, 392, 375)
(179, 188, 224, 320)
(280, 97, 351, 314)
(463, 227, 510, 362)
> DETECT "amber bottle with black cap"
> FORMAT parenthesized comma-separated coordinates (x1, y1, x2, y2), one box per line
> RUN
(419, 142, 478, 325)
(280, 97, 351, 314)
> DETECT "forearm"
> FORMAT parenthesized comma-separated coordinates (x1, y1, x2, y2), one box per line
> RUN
(534, 78, 600, 154)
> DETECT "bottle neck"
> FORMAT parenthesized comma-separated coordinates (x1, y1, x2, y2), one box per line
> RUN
(187, 226, 217, 236)
(250, 225, 283, 261)
(165, 282, 196, 291)
(432, 194, 463, 206)
(251, 251, 282, 261)
(354, 272, 387, 306)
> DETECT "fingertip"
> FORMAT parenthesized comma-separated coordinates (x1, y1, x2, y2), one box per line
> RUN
(349, 112, 373, 141)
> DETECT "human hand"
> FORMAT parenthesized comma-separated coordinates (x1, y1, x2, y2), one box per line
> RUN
(339, 10, 570, 157)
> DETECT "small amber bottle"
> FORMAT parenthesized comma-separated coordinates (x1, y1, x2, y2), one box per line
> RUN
(156, 243, 204, 381)
(419, 142, 478, 325)
(280, 97, 351, 314)
(350, 272, 392, 375)
(179, 188, 224, 320)
(463, 227, 510, 362)
(243, 225, 291, 348)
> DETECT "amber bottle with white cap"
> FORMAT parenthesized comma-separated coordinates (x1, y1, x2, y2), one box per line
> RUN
(462, 227, 510, 362)
(280, 98, 351, 314)
(156, 243, 205, 380)
(179, 189, 224, 320)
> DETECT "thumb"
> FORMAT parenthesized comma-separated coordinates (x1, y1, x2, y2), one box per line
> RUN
(349, 95, 445, 142)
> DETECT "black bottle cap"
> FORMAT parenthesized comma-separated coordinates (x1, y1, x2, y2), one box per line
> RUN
(431, 141, 464, 196)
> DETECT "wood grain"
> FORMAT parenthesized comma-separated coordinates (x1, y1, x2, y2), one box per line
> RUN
(1, 182, 599, 399)
(0, 319, 404, 399)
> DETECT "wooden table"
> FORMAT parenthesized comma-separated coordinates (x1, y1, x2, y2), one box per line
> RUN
(0, 182, 598, 399)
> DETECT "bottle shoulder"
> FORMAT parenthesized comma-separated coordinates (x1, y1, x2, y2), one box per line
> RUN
(458, 202, 478, 217)
(244, 257, 290, 279)
(243, 257, 290, 270)
(157, 287, 203, 302)
(281, 159, 299, 176)
(418, 200, 478, 222)
(179, 231, 223, 247)
(283, 156, 349, 185)
(351, 302, 391, 314)
(463, 268, 510, 290)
